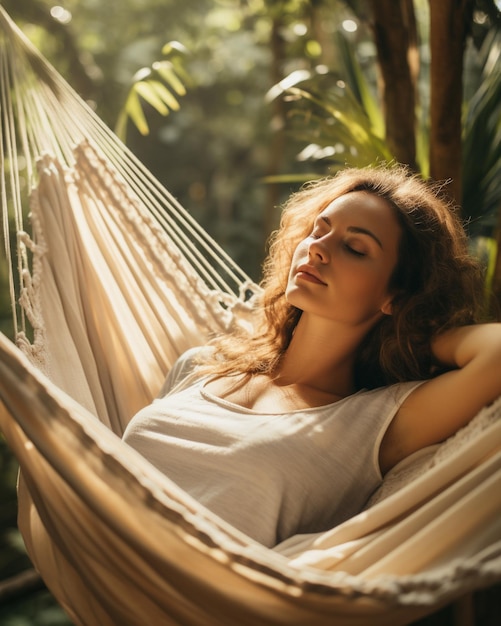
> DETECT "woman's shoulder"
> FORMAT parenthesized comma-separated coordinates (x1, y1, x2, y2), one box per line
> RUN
(158, 346, 214, 397)
(360, 380, 425, 401)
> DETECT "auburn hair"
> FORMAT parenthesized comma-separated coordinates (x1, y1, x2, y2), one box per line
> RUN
(200, 165, 484, 389)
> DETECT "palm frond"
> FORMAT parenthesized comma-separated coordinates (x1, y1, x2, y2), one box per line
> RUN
(462, 28, 501, 233)
(115, 43, 189, 141)
(278, 78, 392, 174)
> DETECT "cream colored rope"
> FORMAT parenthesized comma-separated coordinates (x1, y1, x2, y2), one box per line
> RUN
(0, 6, 258, 345)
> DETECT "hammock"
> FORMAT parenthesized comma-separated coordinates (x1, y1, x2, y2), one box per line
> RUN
(0, 7, 500, 625)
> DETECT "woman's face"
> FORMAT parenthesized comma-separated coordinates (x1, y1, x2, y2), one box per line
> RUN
(286, 191, 402, 329)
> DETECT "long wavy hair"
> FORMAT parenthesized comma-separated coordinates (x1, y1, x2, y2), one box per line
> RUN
(201, 165, 485, 389)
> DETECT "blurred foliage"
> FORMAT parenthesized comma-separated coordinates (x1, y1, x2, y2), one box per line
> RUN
(115, 41, 190, 141)
(264, 30, 391, 179)
(462, 27, 501, 235)
(0, 0, 501, 623)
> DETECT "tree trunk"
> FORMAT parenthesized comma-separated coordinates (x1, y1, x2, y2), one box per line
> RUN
(428, 0, 474, 206)
(369, 0, 418, 170)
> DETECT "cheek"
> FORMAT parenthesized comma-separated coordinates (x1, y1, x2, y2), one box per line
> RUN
(289, 241, 307, 269)
(343, 266, 390, 301)
(285, 247, 301, 289)
(366, 269, 394, 305)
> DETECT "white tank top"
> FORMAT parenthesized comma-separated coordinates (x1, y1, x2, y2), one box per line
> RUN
(123, 348, 421, 547)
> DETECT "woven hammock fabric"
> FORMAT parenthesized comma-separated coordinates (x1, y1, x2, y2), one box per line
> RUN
(0, 7, 501, 625)
(2, 323, 501, 626)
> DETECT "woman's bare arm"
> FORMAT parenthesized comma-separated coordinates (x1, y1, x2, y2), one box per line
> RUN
(380, 323, 501, 474)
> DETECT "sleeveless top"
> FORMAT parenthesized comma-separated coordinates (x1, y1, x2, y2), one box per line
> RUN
(123, 348, 422, 547)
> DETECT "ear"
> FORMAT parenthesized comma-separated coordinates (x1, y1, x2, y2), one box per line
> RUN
(380, 295, 394, 316)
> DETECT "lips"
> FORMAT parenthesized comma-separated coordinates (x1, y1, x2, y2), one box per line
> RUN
(295, 264, 327, 285)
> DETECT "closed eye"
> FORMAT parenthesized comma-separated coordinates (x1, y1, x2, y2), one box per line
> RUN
(308, 228, 323, 240)
(344, 243, 366, 257)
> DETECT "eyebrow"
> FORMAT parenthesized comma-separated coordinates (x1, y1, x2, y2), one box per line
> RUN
(320, 215, 384, 249)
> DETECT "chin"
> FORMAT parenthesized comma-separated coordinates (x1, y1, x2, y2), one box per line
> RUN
(284, 288, 301, 308)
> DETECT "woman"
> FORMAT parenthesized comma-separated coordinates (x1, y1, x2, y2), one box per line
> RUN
(123, 165, 501, 548)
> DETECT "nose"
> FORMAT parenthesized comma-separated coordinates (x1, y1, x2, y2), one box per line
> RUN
(308, 236, 329, 263)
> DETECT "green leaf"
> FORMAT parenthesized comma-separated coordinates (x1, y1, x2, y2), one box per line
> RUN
(161, 40, 189, 56)
(283, 81, 393, 167)
(115, 41, 190, 139)
(334, 32, 385, 139)
(125, 90, 150, 136)
(462, 36, 501, 228)
(149, 80, 181, 111)
(153, 61, 186, 96)
(134, 80, 171, 115)
(114, 110, 128, 142)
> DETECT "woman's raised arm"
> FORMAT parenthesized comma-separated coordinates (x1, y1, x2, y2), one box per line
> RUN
(380, 323, 501, 473)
